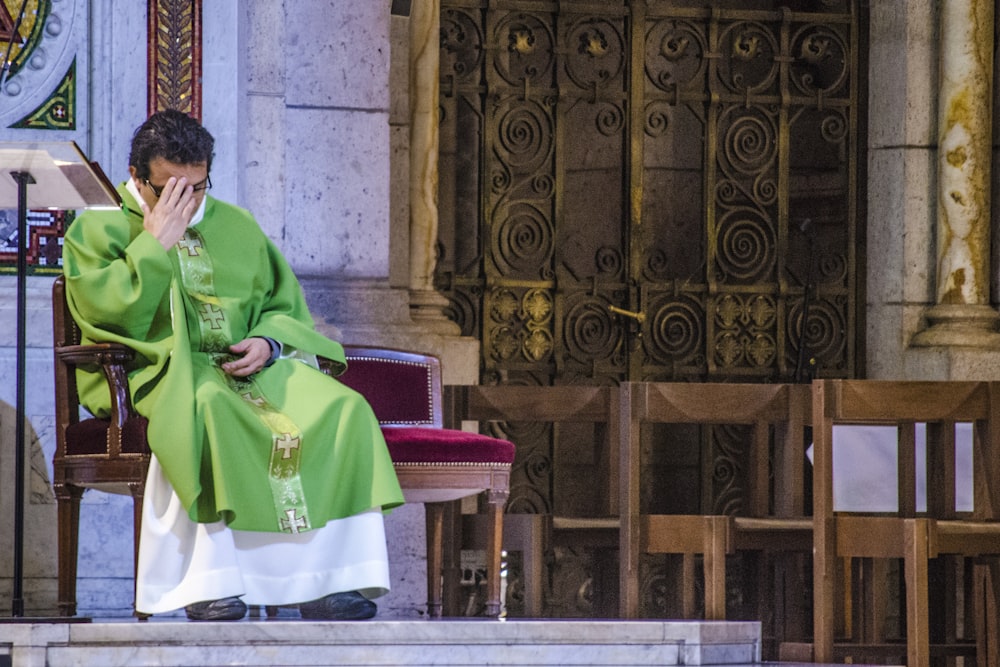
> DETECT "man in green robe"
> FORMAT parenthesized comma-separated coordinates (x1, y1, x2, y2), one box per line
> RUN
(61, 110, 404, 621)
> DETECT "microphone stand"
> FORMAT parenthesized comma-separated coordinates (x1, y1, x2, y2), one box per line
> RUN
(10, 170, 32, 617)
(0, 142, 117, 624)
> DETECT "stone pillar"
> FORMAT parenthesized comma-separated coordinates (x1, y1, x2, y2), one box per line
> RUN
(912, 0, 1000, 347)
(407, 0, 459, 335)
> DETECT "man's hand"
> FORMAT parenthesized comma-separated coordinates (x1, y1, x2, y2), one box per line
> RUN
(223, 338, 272, 377)
(141, 176, 197, 250)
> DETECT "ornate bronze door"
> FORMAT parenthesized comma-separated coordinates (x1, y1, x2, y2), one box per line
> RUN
(438, 0, 863, 618)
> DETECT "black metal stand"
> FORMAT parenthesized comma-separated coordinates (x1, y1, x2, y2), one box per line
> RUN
(1, 171, 88, 623)
(10, 169, 33, 618)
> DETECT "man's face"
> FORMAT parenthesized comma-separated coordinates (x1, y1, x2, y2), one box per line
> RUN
(129, 157, 210, 213)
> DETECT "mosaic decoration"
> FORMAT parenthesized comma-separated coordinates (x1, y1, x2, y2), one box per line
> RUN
(148, 0, 202, 119)
(9, 56, 74, 129)
(0, 0, 50, 82)
(0, 208, 69, 274)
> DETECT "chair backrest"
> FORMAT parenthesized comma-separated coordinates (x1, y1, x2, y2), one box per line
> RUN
(443, 384, 618, 515)
(52, 275, 81, 457)
(621, 381, 811, 518)
(337, 345, 443, 428)
(812, 379, 1000, 522)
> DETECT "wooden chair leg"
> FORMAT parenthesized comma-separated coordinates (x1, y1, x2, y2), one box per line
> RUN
(440, 500, 462, 616)
(484, 492, 505, 618)
(813, 516, 837, 663)
(509, 514, 546, 618)
(128, 481, 146, 619)
(904, 519, 931, 667)
(681, 553, 697, 618)
(425, 502, 445, 618)
(54, 483, 84, 617)
(974, 557, 1000, 667)
(703, 516, 728, 620)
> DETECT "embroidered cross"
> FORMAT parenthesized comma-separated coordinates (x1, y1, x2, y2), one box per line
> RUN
(240, 391, 267, 408)
(199, 303, 225, 329)
(280, 508, 308, 533)
(177, 236, 203, 256)
(274, 433, 301, 459)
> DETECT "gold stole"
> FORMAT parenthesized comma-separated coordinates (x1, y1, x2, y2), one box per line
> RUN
(175, 227, 313, 533)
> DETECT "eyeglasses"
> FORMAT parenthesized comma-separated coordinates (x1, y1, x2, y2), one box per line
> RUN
(143, 175, 212, 198)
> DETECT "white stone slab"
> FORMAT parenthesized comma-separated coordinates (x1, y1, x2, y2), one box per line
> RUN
(0, 619, 761, 667)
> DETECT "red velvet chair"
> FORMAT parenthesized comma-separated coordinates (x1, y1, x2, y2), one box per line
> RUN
(335, 346, 516, 617)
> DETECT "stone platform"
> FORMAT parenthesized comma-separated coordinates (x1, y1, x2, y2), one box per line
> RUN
(0, 618, 763, 666)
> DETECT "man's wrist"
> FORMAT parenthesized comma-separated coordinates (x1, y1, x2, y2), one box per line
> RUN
(258, 336, 281, 367)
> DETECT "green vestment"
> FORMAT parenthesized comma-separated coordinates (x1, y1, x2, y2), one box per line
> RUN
(61, 184, 404, 532)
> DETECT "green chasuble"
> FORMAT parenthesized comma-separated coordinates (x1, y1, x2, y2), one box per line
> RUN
(61, 184, 403, 532)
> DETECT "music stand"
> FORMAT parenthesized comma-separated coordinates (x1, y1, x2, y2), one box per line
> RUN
(0, 142, 119, 622)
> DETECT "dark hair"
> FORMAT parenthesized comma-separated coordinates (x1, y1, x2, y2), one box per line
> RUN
(128, 109, 215, 179)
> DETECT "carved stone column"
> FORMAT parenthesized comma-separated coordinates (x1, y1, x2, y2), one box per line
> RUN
(408, 0, 459, 334)
(913, 0, 1000, 347)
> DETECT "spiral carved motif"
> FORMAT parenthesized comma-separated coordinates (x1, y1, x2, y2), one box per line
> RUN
(494, 13, 554, 86)
(818, 249, 848, 284)
(645, 19, 705, 94)
(595, 103, 625, 137)
(789, 297, 845, 366)
(493, 203, 553, 276)
(564, 298, 621, 362)
(489, 413, 550, 444)
(721, 108, 777, 176)
(443, 288, 479, 338)
(645, 104, 670, 138)
(564, 18, 625, 90)
(753, 175, 778, 206)
(496, 101, 552, 171)
(715, 209, 775, 282)
(507, 483, 550, 514)
(640, 565, 682, 616)
(595, 246, 623, 276)
(648, 296, 704, 363)
(717, 21, 779, 94)
(820, 111, 848, 144)
(790, 24, 849, 96)
(441, 9, 483, 80)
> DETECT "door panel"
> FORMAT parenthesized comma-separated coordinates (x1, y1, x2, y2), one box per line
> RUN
(437, 0, 862, 621)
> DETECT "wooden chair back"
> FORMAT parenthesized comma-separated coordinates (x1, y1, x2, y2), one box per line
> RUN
(810, 379, 1000, 666)
(443, 383, 619, 616)
(619, 381, 812, 636)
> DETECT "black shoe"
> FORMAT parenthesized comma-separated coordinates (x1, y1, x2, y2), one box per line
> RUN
(185, 596, 247, 621)
(299, 591, 376, 620)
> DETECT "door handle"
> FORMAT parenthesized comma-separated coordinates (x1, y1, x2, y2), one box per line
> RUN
(608, 305, 646, 324)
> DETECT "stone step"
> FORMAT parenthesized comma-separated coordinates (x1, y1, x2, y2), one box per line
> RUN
(0, 618, 761, 666)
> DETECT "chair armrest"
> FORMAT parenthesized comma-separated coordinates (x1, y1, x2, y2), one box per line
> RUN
(56, 342, 134, 368)
(317, 355, 345, 377)
(55, 342, 137, 435)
